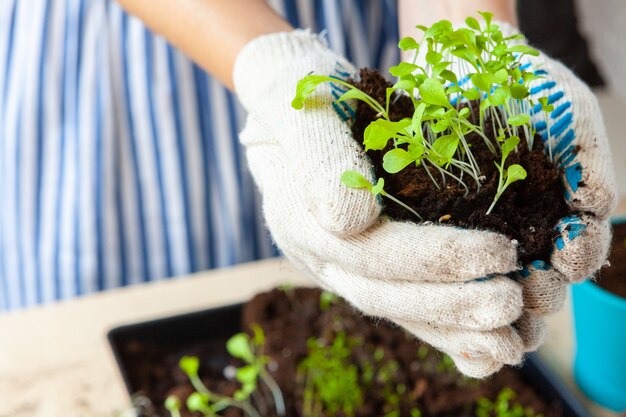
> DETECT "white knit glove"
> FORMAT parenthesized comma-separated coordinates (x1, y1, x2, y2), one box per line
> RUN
(486, 23, 616, 352)
(234, 31, 530, 378)
(410, 20, 618, 354)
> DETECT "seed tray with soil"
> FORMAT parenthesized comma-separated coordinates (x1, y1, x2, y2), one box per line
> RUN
(595, 221, 626, 298)
(109, 287, 593, 417)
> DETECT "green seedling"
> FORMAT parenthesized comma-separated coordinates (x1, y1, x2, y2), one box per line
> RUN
(319, 290, 339, 311)
(536, 97, 555, 161)
(177, 355, 261, 417)
(164, 396, 182, 417)
(476, 388, 544, 417)
(486, 136, 527, 214)
(298, 332, 363, 417)
(173, 325, 286, 417)
(341, 170, 423, 220)
(226, 325, 286, 417)
(293, 12, 546, 215)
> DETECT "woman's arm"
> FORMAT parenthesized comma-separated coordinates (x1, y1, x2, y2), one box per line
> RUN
(115, 0, 293, 90)
(398, 0, 517, 42)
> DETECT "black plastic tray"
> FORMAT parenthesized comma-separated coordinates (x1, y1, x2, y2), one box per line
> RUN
(108, 303, 593, 417)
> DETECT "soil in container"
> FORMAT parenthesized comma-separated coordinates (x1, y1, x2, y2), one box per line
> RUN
(119, 287, 565, 417)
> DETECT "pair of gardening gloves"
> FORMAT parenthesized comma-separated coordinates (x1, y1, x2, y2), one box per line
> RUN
(233, 27, 617, 378)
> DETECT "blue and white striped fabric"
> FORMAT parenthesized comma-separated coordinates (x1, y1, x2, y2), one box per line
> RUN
(0, 0, 400, 311)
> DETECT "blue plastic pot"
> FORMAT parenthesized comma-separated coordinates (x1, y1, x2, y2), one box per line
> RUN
(572, 216, 626, 412)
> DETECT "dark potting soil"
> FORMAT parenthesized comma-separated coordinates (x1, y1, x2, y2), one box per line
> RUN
(596, 222, 626, 298)
(120, 287, 564, 417)
(350, 69, 573, 264)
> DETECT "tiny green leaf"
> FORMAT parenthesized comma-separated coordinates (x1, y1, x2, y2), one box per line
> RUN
(426, 50, 443, 65)
(489, 86, 508, 106)
(186, 393, 208, 412)
(507, 114, 530, 127)
(462, 88, 481, 101)
(370, 178, 385, 195)
(471, 73, 493, 92)
(465, 16, 480, 30)
(408, 142, 425, 159)
(505, 164, 528, 186)
(398, 36, 419, 51)
(478, 11, 494, 27)
(506, 45, 540, 56)
(509, 84, 528, 99)
(226, 333, 254, 363)
(501, 135, 520, 160)
(538, 96, 554, 112)
(430, 118, 450, 133)
(389, 62, 419, 77)
(236, 365, 260, 384)
(459, 107, 470, 118)
(440, 69, 458, 84)
(393, 79, 415, 92)
(250, 323, 265, 346)
(341, 170, 372, 189)
(411, 102, 426, 137)
(179, 356, 200, 377)
(165, 396, 181, 412)
(419, 78, 451, 108)
(494, 69, 508, 84)
(383, 148, 416, 174)
(429, 134, 459, 166)
(363, 118, 410, 151)
(335, 88, 372, 105)
(292, 75, 333, 110)
(479, 98, 491, 114)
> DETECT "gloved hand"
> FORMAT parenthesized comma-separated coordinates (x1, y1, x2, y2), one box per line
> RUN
(489, 22, 616, 352)
(406, 19, 617, 355)
(234, 30, 528, 378)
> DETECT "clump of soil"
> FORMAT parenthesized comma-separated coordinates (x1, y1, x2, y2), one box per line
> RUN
(350, 69, 573, 263)
(119, 288, 565, 417)
(596, 222, 626, 298)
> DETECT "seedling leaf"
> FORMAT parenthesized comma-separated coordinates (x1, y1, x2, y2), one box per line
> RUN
(440, 69, 458, 84)
(186, 392, 208, 412)
(419, 78, 451, 108)
(179, 356, 200, 377)
(510, 84, 528, 99)
(430, 135, 459, 166)
(370, 178, 385, 195)
(501, 135, 520, 160)
(426, 50, 443, 65)
(165, 396, 181, 412)
(506, 45, 540, 56)
(383, 148, 416, 174)
(341, 170, 372, 189)
(465, 16, 480, 30)
(389, 62, 419, 77)
(471, 73, 493, 92)
(335, 88, 374, 105)
(292, 75, 333, 109)
(226, 333, 255, 363)
(505, 164, 527, 186)
(236, 365, 260, 384)
(507, 114, 530, 127)
(462, 88, 481, 101)
(363, 118, 410, 151)
(398, 36, 419, 51)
